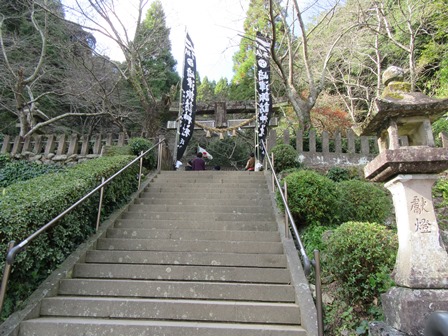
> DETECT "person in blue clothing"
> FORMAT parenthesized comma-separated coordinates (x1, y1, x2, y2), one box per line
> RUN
(191, 152, 206, 170)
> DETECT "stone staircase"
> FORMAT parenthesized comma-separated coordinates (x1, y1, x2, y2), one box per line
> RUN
(17, 171, 312, 335)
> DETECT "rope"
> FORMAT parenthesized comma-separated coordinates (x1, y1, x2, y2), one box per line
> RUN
(194, 115, 257, 133)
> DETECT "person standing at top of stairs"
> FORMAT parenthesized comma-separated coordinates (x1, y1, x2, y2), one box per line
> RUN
(191, 152, 206, 170)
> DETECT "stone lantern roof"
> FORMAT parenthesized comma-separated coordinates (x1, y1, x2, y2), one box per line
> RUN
(352, 66, 448, 182)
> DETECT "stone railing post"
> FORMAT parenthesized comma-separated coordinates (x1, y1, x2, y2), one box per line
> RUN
(1, 135, 11, 154)
(296, 129, 303, 153)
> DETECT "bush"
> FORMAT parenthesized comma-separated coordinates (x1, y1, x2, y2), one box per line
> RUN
(0, 155, 138, 320)
(0, 154, 11, 169)
(338, 180, 393, 224)
(278, 170, 340, 226)
(0, 160, 65, 188)
(270, 144, 300, 173)
(128, 137, 156, 169)
(323, 221, 398, 305)
(325, 167, 355, 182)
(434, 177, 448, 231)
(300, 222, 337, 258)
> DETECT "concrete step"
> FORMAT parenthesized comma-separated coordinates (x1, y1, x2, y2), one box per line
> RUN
(96, 238, 284, 254)
(148, 181, 268, 188)
(120, 211, 275, 222)
(140, 190, 271, 199)
(134, 197, 272, 206)
(151, 173, 267, 180)
(145, 186, 268, 193)
(73, 263, 291, 283)
(84, 250, 287, 268)
(38, 297, 301, 324)
(157, 171, 265, 178)
(126, 203, 273, 215)
(19, 318, 307, 336)
(114, 218, 277, 231)
(58, 279, 295, 302)
(106, 228, 281, 242)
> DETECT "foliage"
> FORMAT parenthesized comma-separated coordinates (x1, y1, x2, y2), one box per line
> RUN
(202, 136, 253, 169)
(432, 113, 448, 147)
(139, 0, 179, 100)
(128, 137, 156, 169)
(323, 222, 397, 305)
(0, 154, 11, 169)
(433, 176, 448, 231)
(278, 170, 340, 226)
(0, 161, 65, 188)
(325, 167, 352, 182)
(300, 222, 337, 259)
(0, 155, 138, 320)
(270, 144, 300, 173)
(338, 180, 393, 224)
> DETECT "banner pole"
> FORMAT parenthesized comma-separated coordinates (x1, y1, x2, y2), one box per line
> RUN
(172, 28, 188, 167)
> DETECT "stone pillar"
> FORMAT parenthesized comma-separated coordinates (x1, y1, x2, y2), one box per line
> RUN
(322, 131, 329, 153)
(384, 174, 448, 288)
(381, 174, 448, 336)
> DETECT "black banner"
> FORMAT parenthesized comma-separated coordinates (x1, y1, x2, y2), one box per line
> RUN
(176, 34, 197, 161)
(255, 32, 272, 159)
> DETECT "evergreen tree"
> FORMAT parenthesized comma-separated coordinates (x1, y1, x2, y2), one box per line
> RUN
(197, 76, 216, 102)
(139, 0, 180, 100)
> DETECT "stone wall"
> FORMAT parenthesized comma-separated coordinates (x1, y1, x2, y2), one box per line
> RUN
(267, 128, 379, 169)
(0, 133, 129, 165)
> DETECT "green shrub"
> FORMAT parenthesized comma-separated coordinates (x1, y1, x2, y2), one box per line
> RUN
(300, 222, 337, 258)
(323, 221, 398, 305)
(278, 170, 340, 226)
(128, 137, 156, 169)
(270, 144, 300, 173)
(0, 160, 65, 188)
(326, 166, 351, 182)
(103, 145, 132, 156)
(338, 180, 393, 224)
(434, 177, 448, 231)
(0, 155, 138, 320)
(0, 154, 11, 169)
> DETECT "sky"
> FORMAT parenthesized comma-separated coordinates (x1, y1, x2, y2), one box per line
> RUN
(63, 0, 249, 82)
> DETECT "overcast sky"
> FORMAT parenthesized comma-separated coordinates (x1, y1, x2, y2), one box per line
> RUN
(63, 0, 249, 82)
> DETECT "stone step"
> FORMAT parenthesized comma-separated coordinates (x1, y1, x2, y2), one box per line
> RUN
(114, 218, 277, 231)
(158, 171, 265, 178)
(120, 211, 275, 222)
(126, 203, 273, 215)
(106, 228, 281, 242)
(58, 279, 295, 302)
(144, 186, 268, 194)
(96, 238, 284, 254)
(73, 263, 291, 283)
(138, 191, 271, 201)
(149, 181, 268, 188)
(38, 297, 301, 325)
(84, 250, 287, 268)
(134, 197, 272, 206)
(19, 318, 307, 336)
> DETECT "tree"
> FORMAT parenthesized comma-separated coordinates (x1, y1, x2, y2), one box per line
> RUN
(267, 0, 356, 130)
(197, 76, 215, 102)
(61, 0, 179, 136)
(214, 77, 229, 101)
(0, 0, 125, 137)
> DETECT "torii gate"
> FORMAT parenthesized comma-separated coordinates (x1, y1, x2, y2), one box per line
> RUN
(166, 100, 278, 138)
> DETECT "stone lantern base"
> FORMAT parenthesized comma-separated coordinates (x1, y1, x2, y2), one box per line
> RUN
(381, 287, 448, 335)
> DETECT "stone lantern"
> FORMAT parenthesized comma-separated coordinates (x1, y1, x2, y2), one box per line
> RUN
(353, 66, 448, 335)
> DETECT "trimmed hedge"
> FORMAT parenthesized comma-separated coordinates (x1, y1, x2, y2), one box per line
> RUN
(0, 155, 139, 319)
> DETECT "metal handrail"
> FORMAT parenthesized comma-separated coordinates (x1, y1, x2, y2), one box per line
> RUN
(261, 141, 311, 275)
(424, 311, 448, 336)
(261, 140, 323, 336)
(0, 138, 165, 313)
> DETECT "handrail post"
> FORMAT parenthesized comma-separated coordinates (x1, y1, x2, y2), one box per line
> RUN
(0, 241, 16, 315)
(95, 177, 105, 232)
(138, 151, 143, 189)
(271, 152, 275, 192)
(284, 181, 289, 238)
(157, 136, 163, 172)
(314, 250, 324, 336)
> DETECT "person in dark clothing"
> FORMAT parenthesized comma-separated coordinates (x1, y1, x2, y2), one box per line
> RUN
(191, 152, 206, 170)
